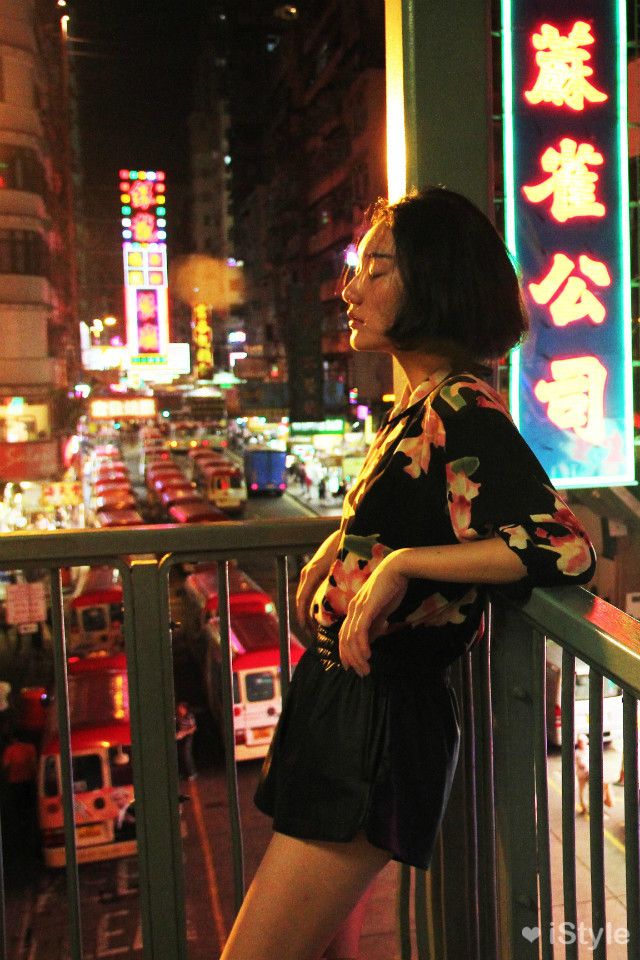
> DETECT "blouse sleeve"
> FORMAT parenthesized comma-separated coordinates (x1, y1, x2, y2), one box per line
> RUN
(441, 393, 596, 592)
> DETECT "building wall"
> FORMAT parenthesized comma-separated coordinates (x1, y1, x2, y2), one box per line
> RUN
(223, 0, 389, 420)
(0, 0, 52, 406)
(0, 0, 75, 456)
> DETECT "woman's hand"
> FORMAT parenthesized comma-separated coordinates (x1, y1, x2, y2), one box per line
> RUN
(338, 553, 409, 677)
(295, 529, 342, 635)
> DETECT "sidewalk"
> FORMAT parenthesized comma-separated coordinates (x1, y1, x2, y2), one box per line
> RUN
(285, 483, 344, 517)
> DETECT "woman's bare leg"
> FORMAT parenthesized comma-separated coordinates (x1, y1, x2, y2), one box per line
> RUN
(220, 832, 390, 960)
(321, 882, 375, 959)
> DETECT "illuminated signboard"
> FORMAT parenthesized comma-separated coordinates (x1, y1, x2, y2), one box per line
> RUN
(290, 420, 345, 436)
(193, 303, 213, 380)
(119, 169, 170, 358)
(90, 397, 158, 420)
(502, 0, 633, 488)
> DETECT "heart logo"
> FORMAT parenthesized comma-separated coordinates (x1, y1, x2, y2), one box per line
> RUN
(522, 927, 540, 943)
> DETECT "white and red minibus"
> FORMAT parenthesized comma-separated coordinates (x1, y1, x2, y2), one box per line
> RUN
(38, 654, 137, 867)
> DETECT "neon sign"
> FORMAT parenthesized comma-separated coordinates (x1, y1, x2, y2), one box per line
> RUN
(192, 303, 213, 380)
(503, 1, 633, 488)
(119, 169, 170, 359)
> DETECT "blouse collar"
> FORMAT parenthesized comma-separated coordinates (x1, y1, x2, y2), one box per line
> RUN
(386, 366, 453, 423)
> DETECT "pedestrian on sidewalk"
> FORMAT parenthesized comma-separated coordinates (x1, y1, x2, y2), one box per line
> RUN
(175, 702, 197, 781)
(1, 732, 37, 840)
(575, 733, 614, 814)
(219, 187, 596, 960)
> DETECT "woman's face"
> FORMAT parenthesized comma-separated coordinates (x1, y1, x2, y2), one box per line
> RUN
(341, 222, 404, 354)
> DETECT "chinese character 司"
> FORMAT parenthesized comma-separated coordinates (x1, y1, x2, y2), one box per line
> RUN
(523, 138, 605, 223)
(525, 21, 608, 112)
(529, 253, 611, 326)
(534, 356, 607, 446)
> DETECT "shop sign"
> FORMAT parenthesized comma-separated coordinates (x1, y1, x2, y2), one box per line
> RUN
(502, 0, 633, 487)
(6, 582, 46, 625)
(0, 440, 60, 482)
(290, 419, 345, 436)
(42, 481, 83, 506)
(89, 397, 157, 420)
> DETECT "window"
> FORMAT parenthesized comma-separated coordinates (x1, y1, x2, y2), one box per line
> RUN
(0, 146, 44, 192)
(72, 754, 103, 793)
(43, 755, 58, 797)
(81, 607, 107, 633)
(0, 230, 46, 275)
(245, 671, 275, 702)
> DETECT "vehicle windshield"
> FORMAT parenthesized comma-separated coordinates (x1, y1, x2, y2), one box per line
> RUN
(81, 607, 108, 632)
(245, 671, 275, 702)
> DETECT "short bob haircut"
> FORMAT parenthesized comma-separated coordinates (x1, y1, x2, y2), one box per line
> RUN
(370, 187, 528, 362)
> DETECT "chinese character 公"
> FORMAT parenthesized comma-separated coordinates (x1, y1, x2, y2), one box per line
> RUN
(534, 356, 607, 445)
(525, 21, 608, 112)
(528, 253, 611, 326)
(523, 138, 605, 222)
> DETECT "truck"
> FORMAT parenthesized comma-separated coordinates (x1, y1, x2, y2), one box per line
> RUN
(243, 448, 287, 496)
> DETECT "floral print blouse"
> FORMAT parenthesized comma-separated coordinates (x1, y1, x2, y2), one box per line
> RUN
(312, 369, 596, 669)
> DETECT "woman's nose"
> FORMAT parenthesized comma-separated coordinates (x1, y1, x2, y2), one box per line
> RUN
(342, 274, 360, 305)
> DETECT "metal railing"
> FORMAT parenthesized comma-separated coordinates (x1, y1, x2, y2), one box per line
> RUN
(1, 518, 639, 960)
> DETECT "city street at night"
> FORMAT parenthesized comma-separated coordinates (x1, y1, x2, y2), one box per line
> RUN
(0, 0, 638, 958)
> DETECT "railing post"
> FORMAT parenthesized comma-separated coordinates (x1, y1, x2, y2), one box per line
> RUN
(491, 600, 539, 959)
(121, 557, 187, 960)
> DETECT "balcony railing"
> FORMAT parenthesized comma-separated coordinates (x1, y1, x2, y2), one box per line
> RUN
(1, 518, 639, 960)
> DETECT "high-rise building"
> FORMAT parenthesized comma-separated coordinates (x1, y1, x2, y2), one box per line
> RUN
(220, 0, 391, 421)
(0, 0, 77, 461)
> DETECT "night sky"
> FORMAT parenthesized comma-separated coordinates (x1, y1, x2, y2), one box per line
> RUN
(70, 0, 212, 187)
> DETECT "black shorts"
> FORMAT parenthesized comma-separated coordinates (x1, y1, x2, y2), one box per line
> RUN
(254, 624, 460, 870)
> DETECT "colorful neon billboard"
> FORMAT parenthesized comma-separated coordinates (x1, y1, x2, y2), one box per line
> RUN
(502, 1, 633, 488)
(119, 169, 170, 359)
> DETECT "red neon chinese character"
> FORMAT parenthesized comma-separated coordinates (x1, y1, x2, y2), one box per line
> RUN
(131, 212, 157, 243)
(136, 291, 157, 320)
(528, 253, 611, 326)
(523, 138, 605, 222)
(524, 22, 608, 112)
(139, 324, 159, 352)
(129, 180, 155, 210)
(534, 356, 607, 445)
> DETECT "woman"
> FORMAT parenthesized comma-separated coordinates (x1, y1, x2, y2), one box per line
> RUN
(220, 187, 596, 960)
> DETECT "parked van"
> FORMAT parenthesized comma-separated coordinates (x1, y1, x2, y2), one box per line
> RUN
(545, 639, 623, 747)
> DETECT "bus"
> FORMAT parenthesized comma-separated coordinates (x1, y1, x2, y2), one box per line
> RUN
(545, 639, 623, 746)
(243, 448, 287, 496)
(38, 654, 136, 866)
(184, 565, 305, 760)
(95, 508, 144, 528)
(67, 566, 125, 656)
(198, 462, 247, 515)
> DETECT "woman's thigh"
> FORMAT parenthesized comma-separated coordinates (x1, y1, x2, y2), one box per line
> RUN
(220, 831, 390, 960)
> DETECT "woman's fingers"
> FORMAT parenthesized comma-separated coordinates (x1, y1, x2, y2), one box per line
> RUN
(295, 565, 323, 634)
(339, 605, 373, 676)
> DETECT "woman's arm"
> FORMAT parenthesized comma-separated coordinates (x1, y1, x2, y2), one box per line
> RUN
(295, 528, 343, 633)
(338, 537, 526, 676)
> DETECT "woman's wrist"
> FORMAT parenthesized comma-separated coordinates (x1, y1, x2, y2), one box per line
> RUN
(386, 548, 419, 580)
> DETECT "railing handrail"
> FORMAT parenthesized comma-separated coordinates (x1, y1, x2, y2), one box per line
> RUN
(512, 585, 640, 697)
(5, 519, 640, 960)
(0, 517, 340, 565)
